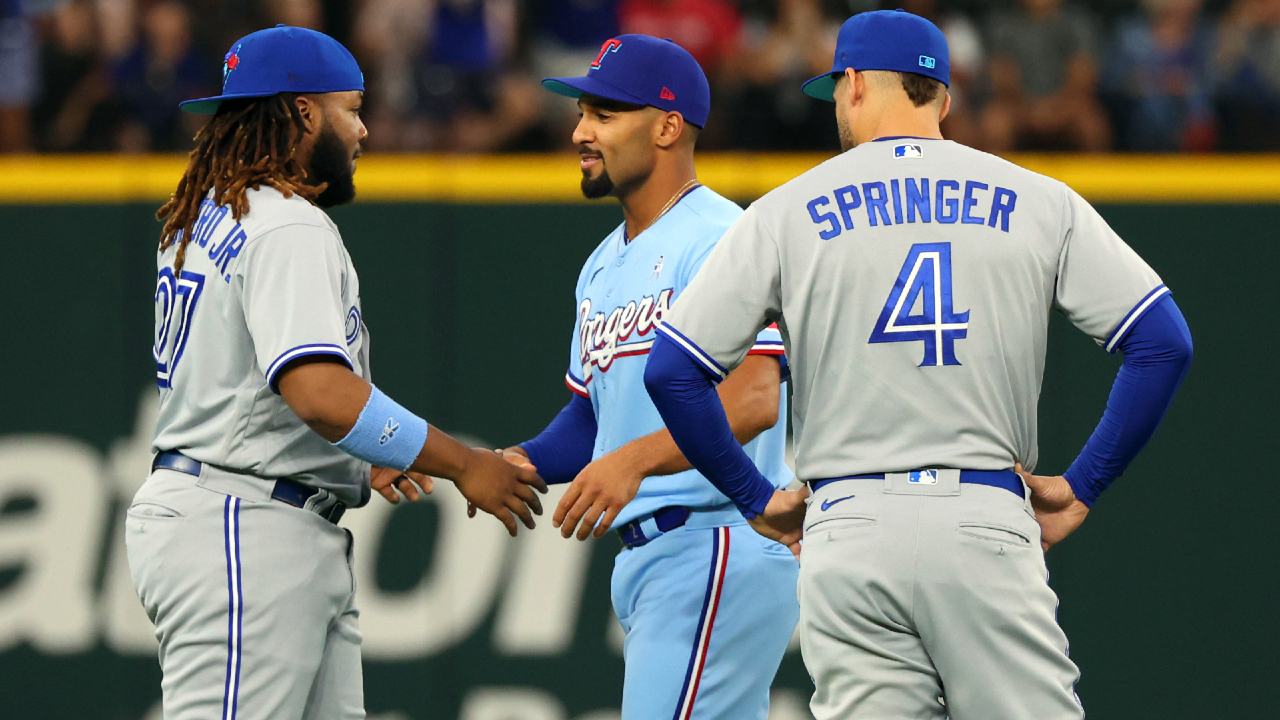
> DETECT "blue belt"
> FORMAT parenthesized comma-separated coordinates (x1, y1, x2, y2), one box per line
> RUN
(809, 469, 1024, 498)
(152, 450, 347, 524)
(617, 505, 692, 549)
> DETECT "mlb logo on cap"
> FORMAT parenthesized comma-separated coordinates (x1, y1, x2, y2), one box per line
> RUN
(909, 470, 939, 484)
(894, 143, 923, 158)
(919, 55, 936, 69)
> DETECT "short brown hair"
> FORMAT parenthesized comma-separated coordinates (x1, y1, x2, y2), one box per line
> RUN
(899, 72, 944, 107)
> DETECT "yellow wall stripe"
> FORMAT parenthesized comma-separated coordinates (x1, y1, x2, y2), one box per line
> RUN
(2, 153, 1278, 204)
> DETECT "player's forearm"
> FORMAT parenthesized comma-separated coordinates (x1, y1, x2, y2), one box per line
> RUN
(1064, 296, 1193, 506)
(628, 358, 781, 478)
(518, 394, 598, 483)
(277, 357, 478, 479)
(644, 336, 776, 517)
(408, 426, 481, 481)
(277, 359, 372, 441)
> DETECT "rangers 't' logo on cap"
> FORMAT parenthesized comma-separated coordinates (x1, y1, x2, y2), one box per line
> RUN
(592, 38, 622, 68)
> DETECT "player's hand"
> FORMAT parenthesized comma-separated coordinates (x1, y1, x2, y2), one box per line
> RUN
(467, 447, 536, 518)
(554, 450, 644, 541)
(453, 448, 548, 536)
(371, 466, 434, 504)
(1015, 463, 1090, 552)
(747, 487, 810, 559)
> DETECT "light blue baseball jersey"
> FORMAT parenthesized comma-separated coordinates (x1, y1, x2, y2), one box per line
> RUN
(565, 185, 792, 527)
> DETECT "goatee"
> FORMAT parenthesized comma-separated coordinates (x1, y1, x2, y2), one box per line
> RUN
(581, 169, 614, 199)
(309, 124, 357, 209)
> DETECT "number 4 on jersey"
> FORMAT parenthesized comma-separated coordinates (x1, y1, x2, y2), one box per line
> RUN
(869, 242, 969, 366)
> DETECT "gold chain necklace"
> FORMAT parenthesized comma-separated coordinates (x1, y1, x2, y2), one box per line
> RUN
(629, 178, 699, 241)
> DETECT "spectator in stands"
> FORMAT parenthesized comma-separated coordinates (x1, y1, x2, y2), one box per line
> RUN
(0, 0, 39, 151)
(31, 0, 120, 151)
(618, 0, 741, 72)
(268, 0, 323, 31)
(721, 0, 838, 150)
(113, 0, 215, 151)
(356, 0, 541, 151)
(1214, 0, 1280, 150)
(899, 0, 987, 147)
(1102, 0, 1217, 151)
(983, 0, 1112, 151)
(530, 0, 619, 78)
(529, 0, 620, 147)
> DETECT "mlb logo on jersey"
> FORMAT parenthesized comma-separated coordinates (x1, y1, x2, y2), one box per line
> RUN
(908, 469, 938, 485)
(894, 144, 923, 159)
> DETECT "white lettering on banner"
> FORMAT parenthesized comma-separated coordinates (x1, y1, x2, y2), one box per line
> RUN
(0, 436, 105, 653)
(103, 392, 163, 654)
(493, 485, 592, 655)
(460, 688, 565, 720)
(344, 433, 510, 659)
(0, 389, 805, 675)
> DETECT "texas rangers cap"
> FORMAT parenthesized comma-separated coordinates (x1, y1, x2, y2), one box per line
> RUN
(543, 34, 711, 128)
(802, 10, 950, 102)
(180, 25, 364, 114)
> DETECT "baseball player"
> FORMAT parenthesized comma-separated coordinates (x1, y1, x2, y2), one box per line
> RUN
(127, 26, 545, 720)
(644, 10, 1193, 720)
(502, 35, 800, 720)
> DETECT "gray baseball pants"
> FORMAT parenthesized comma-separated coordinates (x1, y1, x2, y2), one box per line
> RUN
(126, 468, 364, 720)
(798, 474, 1084, 720)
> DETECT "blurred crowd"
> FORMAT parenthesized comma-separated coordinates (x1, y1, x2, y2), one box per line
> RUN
(2, 0, 1279, 154)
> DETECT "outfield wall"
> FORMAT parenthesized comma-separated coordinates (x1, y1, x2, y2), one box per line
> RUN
(0, 155, 1274, 719)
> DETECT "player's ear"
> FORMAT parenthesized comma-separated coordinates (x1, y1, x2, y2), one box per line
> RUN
(294, 94, 323, 137)
(655, 110, 683, 149)
(939, 91, 951, 123)
(849, 69, 865, 107)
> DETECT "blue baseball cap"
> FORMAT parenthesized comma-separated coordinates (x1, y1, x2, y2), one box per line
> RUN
(802, 10, 950, 102)
(180, 25, 364, 114)
(543, 35, 711, 128)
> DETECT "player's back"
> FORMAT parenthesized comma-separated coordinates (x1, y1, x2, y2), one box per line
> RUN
(151, 186, 370, 505)
(746, 138, 1161, 480)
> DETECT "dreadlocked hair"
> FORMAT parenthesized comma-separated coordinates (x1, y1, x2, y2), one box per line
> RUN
(157, 93, 326, 279)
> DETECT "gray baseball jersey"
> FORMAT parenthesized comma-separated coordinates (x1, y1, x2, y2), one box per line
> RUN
(662, 138, 1165, 481)
(151, 186, 371, 506)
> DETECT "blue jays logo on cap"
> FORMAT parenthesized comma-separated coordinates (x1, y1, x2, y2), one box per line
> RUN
(223, 44, 241, 85)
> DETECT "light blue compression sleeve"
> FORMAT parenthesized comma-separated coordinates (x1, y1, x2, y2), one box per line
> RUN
(1064, 295, 1193, 507)
(333, 385, 429, 472)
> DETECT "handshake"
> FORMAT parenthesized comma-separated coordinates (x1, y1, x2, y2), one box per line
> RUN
(368, 447, 548, 537)
(368, 444, 661, 541)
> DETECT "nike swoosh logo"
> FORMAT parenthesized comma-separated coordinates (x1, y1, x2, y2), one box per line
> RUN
(820, 495, 856, 511)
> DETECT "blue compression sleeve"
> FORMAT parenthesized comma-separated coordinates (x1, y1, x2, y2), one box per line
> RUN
(1064, 295, 1193, 507)
(518, 393, 597, 484)
(333, 385, 429, 472)
(644, 334, 776, 518)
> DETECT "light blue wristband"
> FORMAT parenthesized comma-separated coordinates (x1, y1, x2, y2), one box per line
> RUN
(333, 385, 429, 472)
